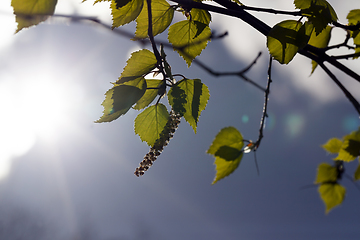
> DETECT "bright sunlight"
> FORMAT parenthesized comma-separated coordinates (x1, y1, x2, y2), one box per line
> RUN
(0, 66, 83, 180)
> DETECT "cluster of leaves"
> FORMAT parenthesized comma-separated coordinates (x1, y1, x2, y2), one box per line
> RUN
(317, 128, 360, 213)
(267, 0, 360, 71)
(10, 0, 360, 213)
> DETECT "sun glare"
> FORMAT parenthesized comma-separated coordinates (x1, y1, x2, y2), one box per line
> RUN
(0, 68, 83, 179)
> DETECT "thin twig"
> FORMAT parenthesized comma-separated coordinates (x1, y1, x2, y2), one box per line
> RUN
(254, 56, 273, 150)
(192, 53, 266, 91)
(146, 0, 164, 74)
(332, 52, 360, 60)
(318, 61, 360, 115)
(332, 21, 360, 31)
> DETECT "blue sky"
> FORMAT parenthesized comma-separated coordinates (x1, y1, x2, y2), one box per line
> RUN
(0, 0, 359, 239)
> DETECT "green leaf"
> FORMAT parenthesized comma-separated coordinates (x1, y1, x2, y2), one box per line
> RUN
(318, 183, 346, 214)
(190, 8, 211, 26)
(134, 103, 169, 146)
(134, 0, 174, 39)
(335, 128, 360, 162)
(267, 20, 312, 64)
(11, 0, 58, 33)
(114, 0, 132, 8)
(116, 49, 157, 84)
(322, 137, 342, 154)
(354, 161, 360, 181)
(347, 9, 360, 52)
(168, 79, 210, 133)
(315, 163, 338, 184)
(168, 20, 211, 67)
(133, 79, 162, 110)
(207, 127, 244, 184)
(294, 0, 337, 35)
(96, 78, 146, 123)
(111, 0, 144, 28)
(308, 25, 332, 73)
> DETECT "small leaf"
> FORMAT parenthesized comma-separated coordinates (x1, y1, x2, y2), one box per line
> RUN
(354, 161, 360, 181)
(168, 20, 211, 67)
(315, 163, 338, 184)
(168, 79, 210, 133)
(111, 0, 144, 28)
(267, 20, 312, 64)
(215, 146, 242, 161)
(11, 0, 58, 33)
(318, 183, 346, 214)
(133, 79, 162, 110)
(335, 128, 360, 162)
(134, 0, 174, 39)
(116, 49, 157, 84)
(322, 137, 342, 154)
(134, 103, 169, 146)
(207, 127, 244, 184)
(212, 154, 243, 184)
(294, 0, 337, 35)
(96, 78, 146, 123)
(190, 8, 211, 26)
(347, 9, 360, 51)
(308, 25, 332, 73)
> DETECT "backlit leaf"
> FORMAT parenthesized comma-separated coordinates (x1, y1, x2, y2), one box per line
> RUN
(168, 79, 209, 133)
(134, 0, 174, 39)
(116, 49, 157, 84)
(347, 9, 360, 56)
(134, 103, 169, 146)
(11, 0, 58, 33)
(133, 79, 162, 110)
(114, 0, 132, 8)
(267, 20, 312, 64)
(207, 127, 244, 184)
(96, 78, 146, 123)
(190, 8, 211, 26)
(168, 20, 211, 67)
(315, 163, 338, 184)
(318, 183, 346, 214)
(111, 0, 143, 28)
(354, 161, 360, 181)
(294, 0, 337, 35)
(335, 128, 360, 162)
(322, 137, 342, 154)
(308, 25, 332, 73)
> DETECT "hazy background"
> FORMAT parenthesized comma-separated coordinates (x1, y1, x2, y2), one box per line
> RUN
(0, 0, 359, 239)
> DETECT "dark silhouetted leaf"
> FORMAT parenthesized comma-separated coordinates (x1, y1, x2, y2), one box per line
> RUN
(294, 0, 337, 35)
